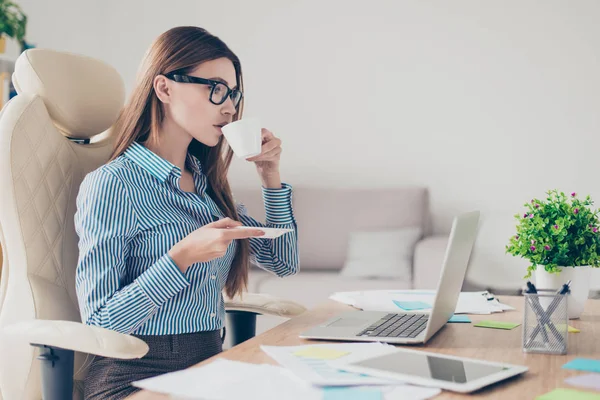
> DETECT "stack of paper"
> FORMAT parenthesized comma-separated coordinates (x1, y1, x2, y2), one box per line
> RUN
(133, 358, 323, 399)
(260, 342, 397, 386)
(132, 344, 442, 399)
(261, 342, 441, 399)
(330, 290, 514, 315)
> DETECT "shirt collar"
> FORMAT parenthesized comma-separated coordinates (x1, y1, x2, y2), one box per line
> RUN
(123, 141, 203, 182)
(185, 152, 203, 176)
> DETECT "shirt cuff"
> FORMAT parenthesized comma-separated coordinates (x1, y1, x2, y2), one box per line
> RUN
(262, 182, 295, 225)
(136, 253, 190, 306)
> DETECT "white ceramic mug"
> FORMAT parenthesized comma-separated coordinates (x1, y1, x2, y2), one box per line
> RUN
(221, 117, 262, 159)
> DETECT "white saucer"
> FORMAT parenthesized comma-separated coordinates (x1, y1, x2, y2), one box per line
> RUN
(232, 226, 294, 239)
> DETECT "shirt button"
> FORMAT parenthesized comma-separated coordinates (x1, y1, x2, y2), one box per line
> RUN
(211, 275, 216, 280)
(211, 313, 216, 317)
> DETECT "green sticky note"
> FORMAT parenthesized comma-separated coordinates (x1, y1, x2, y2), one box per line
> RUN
(474, 320, 520, 330)
(323, 387, 383, 400)
(536, 388, 600, 399)
(293, 347, 350, 360)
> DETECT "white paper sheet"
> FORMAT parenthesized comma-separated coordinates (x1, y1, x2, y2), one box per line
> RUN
(261, 342, 442, 399)
(261, 342, 399, 386)
(133, 359, 322, 400)
(132, 358, 442, 400)
(330, 290, 514, 315)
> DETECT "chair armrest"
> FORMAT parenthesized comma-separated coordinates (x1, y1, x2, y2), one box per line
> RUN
(1, 320, 148, 359)
(224, 292, 307, 318)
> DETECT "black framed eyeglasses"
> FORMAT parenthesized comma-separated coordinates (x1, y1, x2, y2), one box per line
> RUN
(164, 73, 243, 108)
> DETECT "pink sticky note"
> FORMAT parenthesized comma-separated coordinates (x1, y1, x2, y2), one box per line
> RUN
(565, 374, 600, 391)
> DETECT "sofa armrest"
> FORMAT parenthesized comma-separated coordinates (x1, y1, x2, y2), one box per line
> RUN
(413, 235, 449, 289)
(1, 320, 148, 359)
(224, 292, 307, 318)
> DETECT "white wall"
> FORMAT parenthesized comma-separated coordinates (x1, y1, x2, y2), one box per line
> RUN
(15, 0, 600, 288)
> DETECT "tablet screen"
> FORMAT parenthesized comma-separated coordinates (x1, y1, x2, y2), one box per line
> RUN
(349, 351, 509, 383)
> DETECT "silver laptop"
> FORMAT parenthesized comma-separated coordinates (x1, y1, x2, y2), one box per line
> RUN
(300, 210, 480, 345)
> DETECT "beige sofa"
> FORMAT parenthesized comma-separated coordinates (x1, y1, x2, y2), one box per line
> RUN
(233, 186, 450, 335)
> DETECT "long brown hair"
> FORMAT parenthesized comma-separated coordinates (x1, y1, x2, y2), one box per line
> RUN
(109, 26, 249, 298)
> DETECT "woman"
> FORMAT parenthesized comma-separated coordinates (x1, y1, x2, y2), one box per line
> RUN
(75, 26, 299, 399)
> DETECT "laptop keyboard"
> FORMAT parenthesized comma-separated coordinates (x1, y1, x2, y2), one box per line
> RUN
(356, 313, 429, 338)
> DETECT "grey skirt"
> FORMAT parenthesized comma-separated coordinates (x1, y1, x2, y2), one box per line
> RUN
(84, 329, 224, 400)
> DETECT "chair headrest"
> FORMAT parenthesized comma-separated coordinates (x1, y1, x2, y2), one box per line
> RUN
(13, 49, 125, 139)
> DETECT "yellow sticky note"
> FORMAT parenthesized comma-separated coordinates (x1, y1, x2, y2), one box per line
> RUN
(549, 324, 581, 333)
(293, 347, 350, 360)
(568, 325, 580, 333)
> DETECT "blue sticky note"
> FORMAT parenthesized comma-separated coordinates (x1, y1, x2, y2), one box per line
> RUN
(448, 314, 471, 323)
(393, 300, 431, 311)
(562, 358, 600, 373)
(323, 387, 383, 400)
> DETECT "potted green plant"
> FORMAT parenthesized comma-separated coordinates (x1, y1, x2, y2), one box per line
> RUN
(0, 0, 27, 53)
(506, 189, 600, 318)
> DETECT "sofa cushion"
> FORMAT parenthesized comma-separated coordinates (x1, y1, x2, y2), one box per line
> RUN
(253, 270, 411, 310)
(464, 214, 528, 293)
(341, 227, 422, 279)
(412, 235, 449, 289)
(234, 186, 429, 271)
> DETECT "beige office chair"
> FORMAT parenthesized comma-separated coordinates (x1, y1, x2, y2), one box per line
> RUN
(0, 49, 305, 400)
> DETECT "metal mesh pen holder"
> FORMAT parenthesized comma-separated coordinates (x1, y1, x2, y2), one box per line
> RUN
(522, 291, 568, 355)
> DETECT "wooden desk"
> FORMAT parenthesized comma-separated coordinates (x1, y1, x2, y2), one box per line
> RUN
(130, 296, 600, 399)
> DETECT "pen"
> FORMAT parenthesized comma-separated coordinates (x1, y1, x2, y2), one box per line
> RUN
(560, 280, 572, 295)
(526, 280, 571, 346)
(525, 281, 550, 344)
(540, 281, 570, 343)
(545, 280, 571, 317)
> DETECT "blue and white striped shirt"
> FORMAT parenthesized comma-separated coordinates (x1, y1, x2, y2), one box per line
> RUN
(74, 141, 298, 335)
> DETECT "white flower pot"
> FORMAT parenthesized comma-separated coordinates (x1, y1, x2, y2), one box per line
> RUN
(534, 266, 591, 319)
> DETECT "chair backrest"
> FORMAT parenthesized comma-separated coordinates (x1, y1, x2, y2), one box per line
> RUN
(0, 49, 125, 399)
